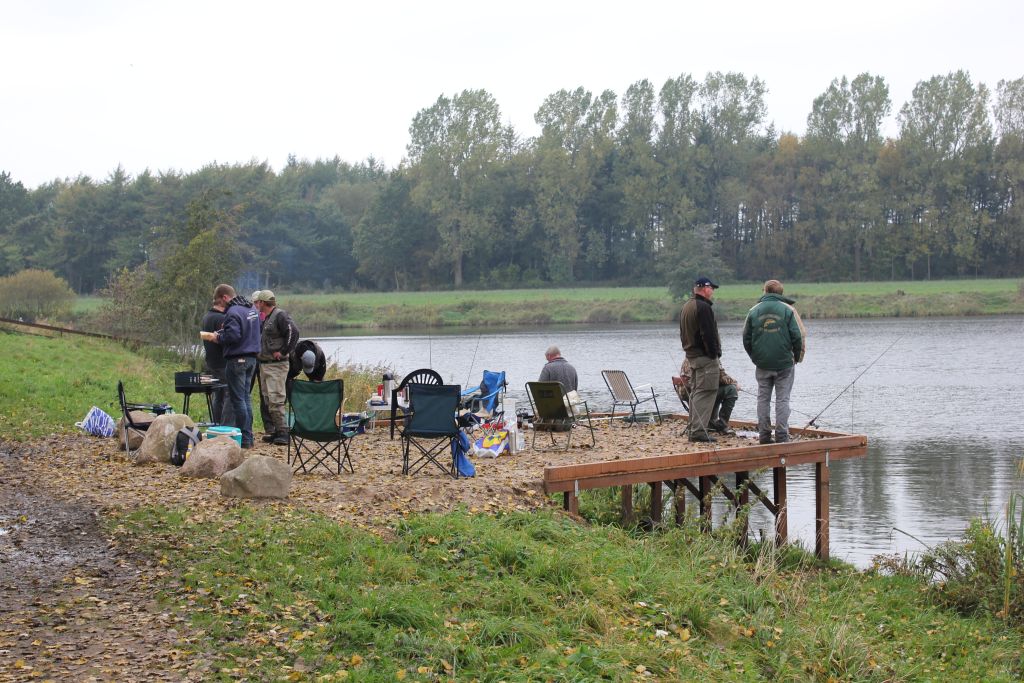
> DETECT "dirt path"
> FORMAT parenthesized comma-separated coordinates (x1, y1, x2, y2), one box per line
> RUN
(0, 441, 207, 681)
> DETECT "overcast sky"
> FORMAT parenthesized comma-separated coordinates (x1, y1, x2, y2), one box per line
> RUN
(3, 0, 1021, 188)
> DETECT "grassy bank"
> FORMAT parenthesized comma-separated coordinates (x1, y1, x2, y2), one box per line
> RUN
(74, 279, 1024, 332)
(0, 330, 382, 441)
(115, 505, 1023, 681)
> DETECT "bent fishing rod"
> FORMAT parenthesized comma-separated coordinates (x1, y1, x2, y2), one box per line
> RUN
(801, 335, 903, 430)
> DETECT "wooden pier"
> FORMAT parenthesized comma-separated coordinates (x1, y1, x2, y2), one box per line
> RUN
(543, 424, 867, 560)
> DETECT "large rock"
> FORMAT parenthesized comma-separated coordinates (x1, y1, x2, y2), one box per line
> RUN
(179, 436, 246, 479)
(135, 413, 195, 465)
(220, 455, 292, 499)
(116, 411, 155, 451)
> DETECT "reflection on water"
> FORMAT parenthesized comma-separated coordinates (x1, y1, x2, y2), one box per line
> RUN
(314, 316, 1024, 567)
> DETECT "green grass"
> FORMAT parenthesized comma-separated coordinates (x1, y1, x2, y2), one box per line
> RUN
(0, 330, 384, 441)
(113, 505, 1024, 681)
(76, 279, 1024, 332)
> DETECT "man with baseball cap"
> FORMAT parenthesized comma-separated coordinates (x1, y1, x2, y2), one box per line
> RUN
(253, 290, 299, 445)
(679, 276, 724, 442)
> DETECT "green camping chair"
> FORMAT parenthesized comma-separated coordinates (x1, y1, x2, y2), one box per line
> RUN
(288, 379, 367, 474)
(399, 383, 462, 477)
(525, 381, 596, 451)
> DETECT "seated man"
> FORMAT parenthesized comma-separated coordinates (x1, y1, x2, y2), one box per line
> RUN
(673, 357, 738, 435)
(539, 345, 577, 393)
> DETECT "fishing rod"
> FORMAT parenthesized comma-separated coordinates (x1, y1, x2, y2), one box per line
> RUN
(801, 335, 903, 430)
(464, 333, 483, 387)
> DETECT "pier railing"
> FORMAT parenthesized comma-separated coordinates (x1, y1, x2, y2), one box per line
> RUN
(543, 425, 867, 560)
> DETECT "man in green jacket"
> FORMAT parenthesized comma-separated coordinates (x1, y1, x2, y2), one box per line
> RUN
(742, 280, 806, 444)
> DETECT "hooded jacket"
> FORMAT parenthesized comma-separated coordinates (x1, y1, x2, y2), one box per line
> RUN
(218, 295, 261, 359)
(742, 293, 806, 370)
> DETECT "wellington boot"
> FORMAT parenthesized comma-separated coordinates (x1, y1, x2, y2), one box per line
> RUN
(272, 430, 290, 446)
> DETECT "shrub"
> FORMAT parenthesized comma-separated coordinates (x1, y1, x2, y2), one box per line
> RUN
(0, 269, 75, 321)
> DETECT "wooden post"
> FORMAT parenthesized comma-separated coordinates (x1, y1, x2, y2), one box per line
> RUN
(698, 476, 712, 531)
(815, 456, 830, 560)
(563, 491, 578, 515)
(650, 482, 663, 527)
(622, 485, 634, 524)
(773, 466, 788, 547)
(674, 479, 686, 526)
(735, 471, 749, 548)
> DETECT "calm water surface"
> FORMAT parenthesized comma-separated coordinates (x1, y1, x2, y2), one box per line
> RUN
(314, 316, 1024, 567)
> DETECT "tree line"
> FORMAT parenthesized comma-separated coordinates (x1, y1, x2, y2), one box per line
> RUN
(1, 69, 1022, 295)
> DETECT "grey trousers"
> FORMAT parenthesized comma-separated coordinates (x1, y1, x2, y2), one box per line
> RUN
(755, 366, 795, 440)
(259, 360, 290, 434)
(689, 355, 719, 436)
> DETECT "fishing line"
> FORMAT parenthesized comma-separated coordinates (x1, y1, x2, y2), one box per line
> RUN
(802, 335, 903, 430)
(465, 333, 483, 387)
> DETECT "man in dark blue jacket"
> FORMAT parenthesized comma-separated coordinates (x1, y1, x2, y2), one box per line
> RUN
(207, 284, 261, 448)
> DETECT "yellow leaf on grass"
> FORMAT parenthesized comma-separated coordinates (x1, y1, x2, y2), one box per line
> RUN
(396, 670, 407, 680)
(350, 654, 363, 666)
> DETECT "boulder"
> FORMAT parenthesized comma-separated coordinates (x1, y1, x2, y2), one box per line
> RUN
(220, 455, 292, 499)
(179, 436, 246, 479)
(116, 411, 154, 451)
(135, 413, 195, 465)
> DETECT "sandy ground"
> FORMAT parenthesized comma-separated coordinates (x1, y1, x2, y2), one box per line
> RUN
(0, 417, 763, 680)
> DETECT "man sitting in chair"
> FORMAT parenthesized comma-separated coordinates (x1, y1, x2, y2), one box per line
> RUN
(539, 345, 577, 393)
(673, 358, 738, 436)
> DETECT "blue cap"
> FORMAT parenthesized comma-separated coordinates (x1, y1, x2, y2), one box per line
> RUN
(694, 276, 719, 289)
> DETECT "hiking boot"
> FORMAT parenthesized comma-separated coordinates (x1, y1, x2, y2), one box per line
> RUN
(689, 431, 717, 443)
(272, 431, 290, 446)
(775, 433, 790, 443)
(261, 433, 276, 443)
(709, 419, 735, 435)
(759, 434, 774, 445)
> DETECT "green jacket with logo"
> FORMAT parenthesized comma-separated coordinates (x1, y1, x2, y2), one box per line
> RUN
(742, 294, 806, 371)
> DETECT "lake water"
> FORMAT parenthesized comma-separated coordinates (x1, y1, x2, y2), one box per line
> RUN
(313, 316, 1024, 567)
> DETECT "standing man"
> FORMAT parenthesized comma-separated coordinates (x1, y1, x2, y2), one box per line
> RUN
(200, 294, 233, 426)
(539, 345, 578, 393)
(679, 276, 723, 442)
(742, 279, 806, 444)
(205, 284, 260, 449)
(253, 291, 299, 446)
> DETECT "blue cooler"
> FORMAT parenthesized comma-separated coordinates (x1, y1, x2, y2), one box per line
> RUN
(205, 425, 242, 445)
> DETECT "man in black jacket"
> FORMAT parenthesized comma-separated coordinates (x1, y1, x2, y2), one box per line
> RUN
(679, 276, 723, 442)
(200, 297, 233, 426)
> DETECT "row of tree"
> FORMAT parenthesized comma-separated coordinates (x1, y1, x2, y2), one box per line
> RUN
(1, 70, 1022, 294)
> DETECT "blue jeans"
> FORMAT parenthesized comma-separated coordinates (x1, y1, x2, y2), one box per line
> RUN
(225, 356, 257, 446)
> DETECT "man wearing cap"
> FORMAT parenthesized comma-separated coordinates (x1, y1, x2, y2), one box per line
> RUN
(679, 276, 723, 442)
(288, 339, 327, 392)
(253, 290, 299, 445)
(743, 279, 805, 444)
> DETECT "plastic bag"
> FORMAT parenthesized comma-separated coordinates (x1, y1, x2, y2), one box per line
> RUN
(76, 406, 116, 437)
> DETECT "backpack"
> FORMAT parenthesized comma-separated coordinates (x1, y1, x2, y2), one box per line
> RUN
(170, 426, 202, 467)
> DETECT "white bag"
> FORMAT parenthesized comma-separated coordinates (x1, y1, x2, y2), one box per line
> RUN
(76, 406, 116, 437)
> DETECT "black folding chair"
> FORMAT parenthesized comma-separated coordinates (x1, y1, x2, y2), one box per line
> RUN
(525, 381, 596, 451)
(117, 380, 172, 457)
(288, 379, 368, 474)
(399, 383, 461, 478)
(390, 368, 443, 439)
